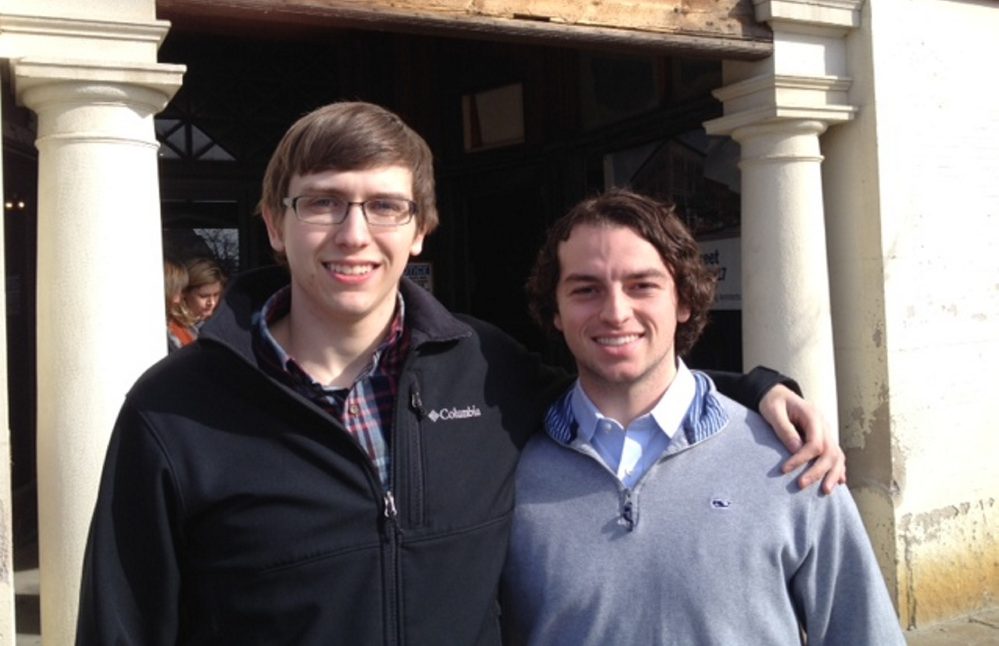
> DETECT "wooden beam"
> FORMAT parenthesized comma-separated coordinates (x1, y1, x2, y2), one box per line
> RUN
(157, 0, 772, 60)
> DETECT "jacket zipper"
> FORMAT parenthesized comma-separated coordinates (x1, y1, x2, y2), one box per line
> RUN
(407, 385, 427, 526)
(382, 490, 402, 646)
(381, 369, 427, 644)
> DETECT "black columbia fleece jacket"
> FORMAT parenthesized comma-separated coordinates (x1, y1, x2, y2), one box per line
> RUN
(76, 267, 788, 645)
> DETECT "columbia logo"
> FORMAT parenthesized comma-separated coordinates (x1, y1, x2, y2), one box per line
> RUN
(425, 405, 482, 422)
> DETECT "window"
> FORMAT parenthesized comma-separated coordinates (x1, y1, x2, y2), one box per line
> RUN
(156, 118, 235, 161)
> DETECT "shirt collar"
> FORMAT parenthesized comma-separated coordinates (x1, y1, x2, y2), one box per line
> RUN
(570, 358, 697, 443)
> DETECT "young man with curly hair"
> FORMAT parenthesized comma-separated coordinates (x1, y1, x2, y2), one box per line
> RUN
(502, 189, 903, 645)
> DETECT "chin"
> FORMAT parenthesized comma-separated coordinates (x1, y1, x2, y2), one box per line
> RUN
(588, 367, 635, 384)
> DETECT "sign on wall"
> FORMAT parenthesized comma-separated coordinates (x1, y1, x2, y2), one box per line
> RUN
(697, 237, 741, 310)
(405, 262, 434, 293)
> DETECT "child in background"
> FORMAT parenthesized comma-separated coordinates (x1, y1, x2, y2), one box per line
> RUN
(183, 257, 226, 325)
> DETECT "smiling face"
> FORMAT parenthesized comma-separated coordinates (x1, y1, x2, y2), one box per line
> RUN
(554, 223, 690, 410)
(262, 165, 425, 336)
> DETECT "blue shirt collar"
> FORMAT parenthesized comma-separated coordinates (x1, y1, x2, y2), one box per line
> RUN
(544, 360, 730, 450)
(570, 359, 697, 444)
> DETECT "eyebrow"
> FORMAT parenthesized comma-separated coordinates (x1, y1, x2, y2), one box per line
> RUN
(295, 183, 412, 200)
(561, 268, 669, 283)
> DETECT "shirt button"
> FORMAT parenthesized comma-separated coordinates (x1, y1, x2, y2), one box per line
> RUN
(348, 404, 360, 416)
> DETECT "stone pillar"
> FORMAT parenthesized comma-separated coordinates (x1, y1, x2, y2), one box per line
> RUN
(13, 58, 182, 645)
(0, 79, 17, 646)
(704, 0, 862, 433)
(726, 117, 841, 427)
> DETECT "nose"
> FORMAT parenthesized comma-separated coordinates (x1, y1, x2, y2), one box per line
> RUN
(600, 287, 632, 325)
(333, 203, 372, 247)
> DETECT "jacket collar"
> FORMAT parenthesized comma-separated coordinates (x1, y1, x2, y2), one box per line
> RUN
(398, 275, 472, 347)
(199, 265, 472, 366)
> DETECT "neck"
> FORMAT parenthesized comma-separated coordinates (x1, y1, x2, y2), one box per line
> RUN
(580, 363, 679, 428)
(273, 293, 398, 389)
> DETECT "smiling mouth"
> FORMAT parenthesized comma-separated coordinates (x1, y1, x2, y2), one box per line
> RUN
(594, 334, 642, 346)
(325, 262, 376, 276)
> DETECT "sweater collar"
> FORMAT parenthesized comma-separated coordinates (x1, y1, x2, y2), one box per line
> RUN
(544, 369, 730, 449)
(569, 360, 696, 445)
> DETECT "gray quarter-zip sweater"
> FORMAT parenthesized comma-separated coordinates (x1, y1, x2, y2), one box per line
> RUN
(501, 373, 905, 646)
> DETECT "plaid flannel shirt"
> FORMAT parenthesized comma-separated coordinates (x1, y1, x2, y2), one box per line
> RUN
(253, 285, 409, 488)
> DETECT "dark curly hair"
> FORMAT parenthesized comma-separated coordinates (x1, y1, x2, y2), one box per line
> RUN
(526, 188, 716, 357)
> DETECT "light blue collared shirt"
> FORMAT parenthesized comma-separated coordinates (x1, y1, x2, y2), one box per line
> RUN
(570, 359, 696, 489)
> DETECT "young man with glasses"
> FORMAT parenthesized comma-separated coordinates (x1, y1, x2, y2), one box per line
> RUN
(76, 102, 844, 645)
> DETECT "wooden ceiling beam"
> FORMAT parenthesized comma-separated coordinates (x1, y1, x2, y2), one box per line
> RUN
(157, 0, 772, 60)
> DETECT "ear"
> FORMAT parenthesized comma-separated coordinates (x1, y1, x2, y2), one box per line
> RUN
(677, 302, 691, 324)
(409, 230, 425, 257)
(553, 311, 563, 332)
(261, 207, 286, 254)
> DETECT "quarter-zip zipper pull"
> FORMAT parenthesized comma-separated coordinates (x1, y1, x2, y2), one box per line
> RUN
(618, 489, 636, 532)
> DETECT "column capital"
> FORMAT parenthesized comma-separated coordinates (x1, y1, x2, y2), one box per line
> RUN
(704, 72, 856, 135)
(12, 57, 185, 116)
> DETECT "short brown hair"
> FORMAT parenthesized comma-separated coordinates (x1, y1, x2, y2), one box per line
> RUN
(526, 188, 716, 357)
(259, 101, 438, 243)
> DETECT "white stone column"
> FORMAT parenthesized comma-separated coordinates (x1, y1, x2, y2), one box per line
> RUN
(730, 118, 839, 425)
(13, 58, 182, 645)
(705, 0, 862, 432)
(0, 79, 17, 646)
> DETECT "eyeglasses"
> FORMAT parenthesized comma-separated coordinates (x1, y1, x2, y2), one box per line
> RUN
(282, 195, 418, 227)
